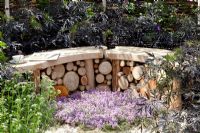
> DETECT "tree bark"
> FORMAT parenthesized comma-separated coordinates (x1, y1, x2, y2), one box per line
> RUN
(5, 0, 10, 19)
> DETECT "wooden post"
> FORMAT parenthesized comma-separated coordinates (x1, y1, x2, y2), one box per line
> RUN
(5, 0, 10, 19)
(112, 60, 120, 91)
(85, 59, 95, 89)
(169, 78, 182, 110)
(33, 69, 40, 94)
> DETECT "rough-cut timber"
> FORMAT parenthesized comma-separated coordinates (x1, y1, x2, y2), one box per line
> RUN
(46, 67, 52, 75)
(14, 46, 171, 72)
(112, 60, 120, 91)
(169, 78, 182, 110)
(79, 85, 85, 91)
(127, 61, 134, 67)
(106, 74, 112, 80)
(127, 74, 134, 82)
(57, 78, 63, 85)
(63, 71, 79, 91)
(81, 76, 88, 86)
(96, 74, 105, 83)
(105, 46, 172, 62)
(94, 59, 100, 64)
(122, 67, 131, 76)
(73, 65, 78, 71)
(33, 69, 40, 94)
(80, 61, 85, 67)
(52, 64, 65, 79)
(98, 61, 112, 75)
(14, 47, 104, 72)
(78, 67, 86, 76)
(66, 62, 74, 71)
(139, 79, 150, 99)
(118, 76, 129, 90)
(94, 64, 99, 69)
(120, 60, 125, 67)
(85, 59, 95, 89)
(132, 66, 144, 80)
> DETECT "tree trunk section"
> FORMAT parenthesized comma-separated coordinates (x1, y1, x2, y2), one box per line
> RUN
(81, 76, 88, 86)
(52, 64, 65, 79)
(66, 62, 74, 71)
(46, 67, 52, 75)
(78, 67, 86, 76)
(118, 76, 129, 90)
(99, 61, 112, 75)
(63, 71, 79, 91)
(96, 74, 105, 83)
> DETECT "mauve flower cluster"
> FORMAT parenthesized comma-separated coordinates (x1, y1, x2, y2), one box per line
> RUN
(55, 89, 154, 129)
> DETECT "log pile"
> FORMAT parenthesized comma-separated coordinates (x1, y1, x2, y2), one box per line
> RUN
(42, 60, 90, 92)
(117, 60, 155, 98)
(94, 59, 112, 90)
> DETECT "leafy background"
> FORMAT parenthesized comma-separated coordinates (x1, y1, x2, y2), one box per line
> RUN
(0, 0, 198, 57)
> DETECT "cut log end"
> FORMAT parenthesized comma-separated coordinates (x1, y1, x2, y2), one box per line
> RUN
(63, 71, 79, 91)
(66, 62, 74, 71)
(81, 76, 88, 86)
(120, 60, 125, 67)
(78, 67, 86, 76)
(106, 74, 112, 80)
(96, 74, 105, 83)
(118, 76, 129, 90)
(46, 67, 52, 75)
(52, 64, 65, 79)
(94, 59, 100, 64)
(132, 66, 144, 80)
(99, 61, 112, 75)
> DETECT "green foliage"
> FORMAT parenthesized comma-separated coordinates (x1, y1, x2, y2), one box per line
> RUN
(124, 2, 135, 14)
(0, 41, 7, 62)
(37, 0, 50, 9)
(44, 13, 54, 23)
(0, 73, 57, 133)
(30, 16, 42, 30)
(0, 32, 3, 40)
(103, 29, 113, 38)
(86, 7, 95, 19)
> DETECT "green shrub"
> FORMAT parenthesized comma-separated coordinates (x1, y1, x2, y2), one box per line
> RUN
(0, 41, 7, 62)
(0, 72, 57, 133)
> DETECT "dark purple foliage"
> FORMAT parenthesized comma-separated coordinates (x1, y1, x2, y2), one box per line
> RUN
(55, 89, 154, 129)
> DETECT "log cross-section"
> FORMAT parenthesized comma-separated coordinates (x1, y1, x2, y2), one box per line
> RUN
(112, 60, 120, 91)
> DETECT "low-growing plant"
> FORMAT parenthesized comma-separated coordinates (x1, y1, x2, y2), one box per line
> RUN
(0, 71, 57, 133)
(55, 89, 158, 130)
(0, 41, 7, 62)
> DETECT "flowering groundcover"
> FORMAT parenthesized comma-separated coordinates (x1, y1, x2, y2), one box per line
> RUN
(55, 89, 156, 129)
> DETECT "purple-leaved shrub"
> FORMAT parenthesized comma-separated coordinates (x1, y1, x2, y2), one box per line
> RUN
(55, 89, 155, 129)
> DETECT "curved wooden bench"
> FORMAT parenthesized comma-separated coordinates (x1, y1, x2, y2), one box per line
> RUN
(13, 46, 181, 110)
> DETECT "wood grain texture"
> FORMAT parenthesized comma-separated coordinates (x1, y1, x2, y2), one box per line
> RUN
(105, 46, 172, 62)
(63, 71, 79, 91)
(14, 47, 104, 72)
(85, 59, 95, 89)
(112, 60, 120, 91)
(33, 69, 40, 94)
